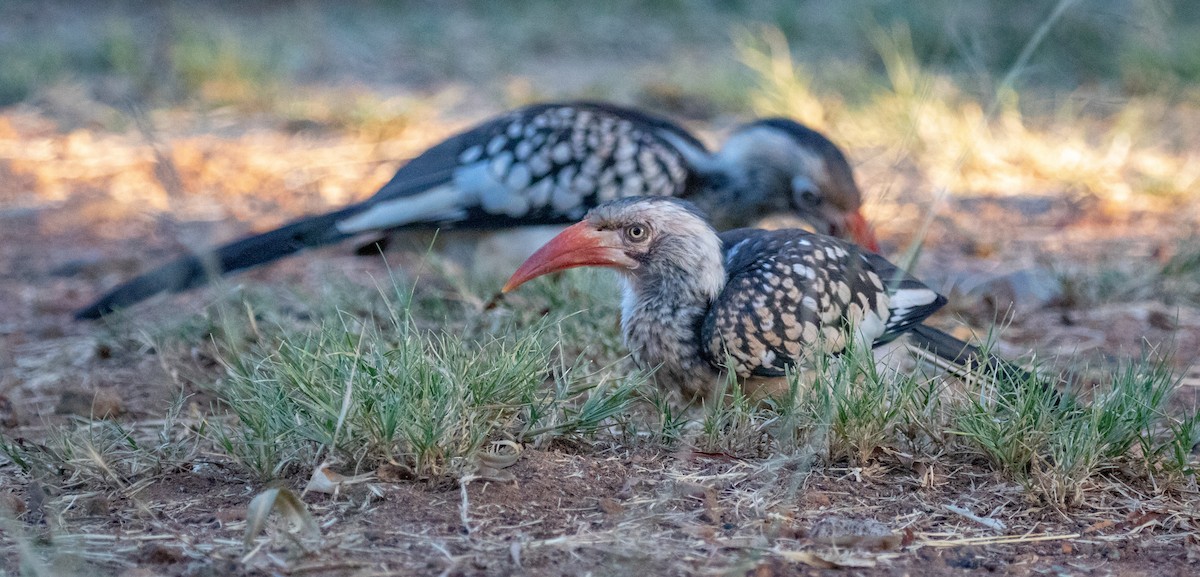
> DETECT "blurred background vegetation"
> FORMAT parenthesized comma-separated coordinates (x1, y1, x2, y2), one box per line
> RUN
(4, 1, 1199, 112)
(2, 0, 1197, 213)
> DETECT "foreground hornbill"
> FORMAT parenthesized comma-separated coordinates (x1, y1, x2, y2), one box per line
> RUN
(74, 101, 877, 319)
(503, 197, 1025, 400)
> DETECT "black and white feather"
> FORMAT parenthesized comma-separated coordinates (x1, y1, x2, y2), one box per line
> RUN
(704, 229, 944, 379)
(75, 102, 878, 320)
(557, 197, 943, 399)
(707, 118, 866, 235)
(75, 102, 714, 319)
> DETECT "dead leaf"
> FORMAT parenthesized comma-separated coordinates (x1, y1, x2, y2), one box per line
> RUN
(1124, 510, 1166, 532)
(471, 465, 517, 483)
(304, 462, 374, 495)
(1082, 519, 1116, 534)
(674, 481, 721, 522)
(55, 389, 124, 419)
(0, 491, 25, 516)
(376, 462, 416, 483)
(805, 491, 831, 508)
(598, 497, 623, 516)
(243, 486, 320, 549)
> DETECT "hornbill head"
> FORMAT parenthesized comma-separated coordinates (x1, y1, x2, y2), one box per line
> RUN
(706, 118, 879, 252)
(503, 197, 723, 294)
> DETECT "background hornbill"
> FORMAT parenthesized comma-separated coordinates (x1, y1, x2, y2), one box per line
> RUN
(705, 118, 874, 243)
(74, 102, 878, 320)
(503, 197, 1028, 399)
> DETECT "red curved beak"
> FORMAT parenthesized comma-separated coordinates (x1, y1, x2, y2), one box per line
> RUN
(502, 221, 636, 293)
(845, 210, 880, 253)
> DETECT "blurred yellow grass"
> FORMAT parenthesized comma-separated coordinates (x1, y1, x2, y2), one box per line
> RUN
(737, 26, 1198, 217)
(0, 109, 468, 230)
(0, 30, 1195, 239)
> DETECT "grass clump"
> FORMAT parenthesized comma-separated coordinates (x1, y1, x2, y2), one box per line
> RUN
(205, 278, 640, 482)
(696, 368, 771, 457)
(1055, 241, 1200, 309)
(955, 354, 1194, 506)
(0, 394, 196, 493)
(687, 340, 942, 465)
(813, 342, 937, 464)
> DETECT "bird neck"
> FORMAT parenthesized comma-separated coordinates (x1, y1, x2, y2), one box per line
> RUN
(618, 235, 726, 399)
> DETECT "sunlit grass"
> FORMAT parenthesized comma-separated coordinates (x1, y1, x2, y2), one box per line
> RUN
(737, 23, 1199, 205)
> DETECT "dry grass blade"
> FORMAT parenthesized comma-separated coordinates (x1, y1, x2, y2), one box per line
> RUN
(918, 532, 1080, 547)
(477, 440, 522, 470)
(944, 504, 1007, 531)
(775, 549, 882, 569)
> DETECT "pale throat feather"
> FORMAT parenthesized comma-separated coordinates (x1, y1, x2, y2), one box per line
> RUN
(617, 225, 726, 397)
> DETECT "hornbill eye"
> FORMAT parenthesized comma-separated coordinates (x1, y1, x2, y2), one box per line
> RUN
(625, 224, 649, 242)
(792, 176, 822, 208)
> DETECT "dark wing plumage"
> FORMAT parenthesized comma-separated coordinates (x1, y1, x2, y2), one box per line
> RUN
(377, 101, 706, 201)
(857, 251, 948, 344)
(703, 229, 944, 377)
(340, 101, 705, 231)
(76, 102, 706, 319)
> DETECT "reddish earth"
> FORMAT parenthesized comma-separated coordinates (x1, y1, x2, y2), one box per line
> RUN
(2, 109, 1199, 575)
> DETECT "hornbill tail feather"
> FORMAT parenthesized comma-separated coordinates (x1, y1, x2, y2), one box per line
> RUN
(74, 207, 360, 320)
(904, 324, 1043, 388)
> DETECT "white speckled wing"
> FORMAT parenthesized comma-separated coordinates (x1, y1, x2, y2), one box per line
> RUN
(339, 102, 704, 233)
(704, 229, 945, 377)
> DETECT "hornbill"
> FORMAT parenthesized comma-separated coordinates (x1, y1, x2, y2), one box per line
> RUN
(74, 102, 878, 320)
(704, 118, 874, 244)
(503, 197, 1029, 400)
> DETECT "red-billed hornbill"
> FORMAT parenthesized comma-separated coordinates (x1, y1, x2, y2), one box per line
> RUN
(74, 102, 878, 319)
(502, 197, 947, 400)
(706, 118, 874, 245)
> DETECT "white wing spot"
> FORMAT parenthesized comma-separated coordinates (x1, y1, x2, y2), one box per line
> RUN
(514, 140, 533, 160)
(526, 178, 553, 207)
(506, 164, 532, 190)
(552, 185, 582, 213)
(552, 142, 572, 164)
(486, 135, 507, 156)
(490, 151, 514, 178)
(459, 145, 483, 164)
(528, 153, 552, 177)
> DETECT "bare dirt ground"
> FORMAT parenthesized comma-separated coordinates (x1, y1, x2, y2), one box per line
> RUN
(1, 101, 1199, 576)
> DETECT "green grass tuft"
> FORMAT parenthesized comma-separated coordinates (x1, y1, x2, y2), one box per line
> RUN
(954, 353, 1189, 506)
(201, 268, 641, 482)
